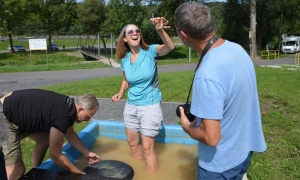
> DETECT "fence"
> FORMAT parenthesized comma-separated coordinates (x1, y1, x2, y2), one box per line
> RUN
(260, 50, 280, 60)
(295, 53, 300, 64)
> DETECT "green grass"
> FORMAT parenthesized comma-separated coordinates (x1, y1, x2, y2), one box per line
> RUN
(36, 67, 300, 180)
(248, 67, 300, 180)
(0, 50, 112, 72)
(0, 45, 200, 73)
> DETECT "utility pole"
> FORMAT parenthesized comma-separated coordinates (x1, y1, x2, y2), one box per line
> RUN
(250, 0, 258, 60)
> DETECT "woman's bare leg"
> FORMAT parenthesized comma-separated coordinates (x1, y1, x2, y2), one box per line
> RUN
(141, 135, 158, 172)
(125, 128, 144, 159)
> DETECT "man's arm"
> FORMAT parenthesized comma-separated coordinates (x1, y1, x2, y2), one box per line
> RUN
(49, 127, 84, 174)
(179, 107, 221, 146)
(65, 126, 100, 164)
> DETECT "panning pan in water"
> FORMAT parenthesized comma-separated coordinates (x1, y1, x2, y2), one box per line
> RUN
(83, 160, 134, 179)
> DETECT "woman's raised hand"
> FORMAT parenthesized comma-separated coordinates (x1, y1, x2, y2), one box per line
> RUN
(150, 17, 171, 30)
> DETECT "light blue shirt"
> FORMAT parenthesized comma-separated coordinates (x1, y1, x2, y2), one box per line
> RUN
(121, 45, 161, 106)
(191, 40, 267, 172)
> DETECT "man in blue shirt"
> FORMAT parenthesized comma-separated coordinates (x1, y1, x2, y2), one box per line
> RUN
(174, 2, 267, 179)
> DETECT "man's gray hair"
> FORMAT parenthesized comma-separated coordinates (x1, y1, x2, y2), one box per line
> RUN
(75, 94, 99, 110)
(174, 2, 215, 40)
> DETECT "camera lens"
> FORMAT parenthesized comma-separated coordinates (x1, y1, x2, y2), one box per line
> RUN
(176, 104, 195, 122)
(176, 105, 181, 117)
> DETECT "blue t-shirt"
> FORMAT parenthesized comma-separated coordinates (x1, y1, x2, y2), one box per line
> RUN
(191, 40, 267, 172)
(121, 45, 161, 106)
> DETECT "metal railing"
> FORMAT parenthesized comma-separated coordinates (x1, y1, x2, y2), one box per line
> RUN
(295, 53, 300, 64)
(260, 50, 280, 60)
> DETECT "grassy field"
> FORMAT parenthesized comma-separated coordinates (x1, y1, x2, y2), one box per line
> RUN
(0, 43, 200, 73)
(1, 44, 299, 179)
(0, 50, 112, 72)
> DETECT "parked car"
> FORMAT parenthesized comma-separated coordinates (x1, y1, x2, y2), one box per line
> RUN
(48, 43, 59, 51)
(7, 45, 26, 52)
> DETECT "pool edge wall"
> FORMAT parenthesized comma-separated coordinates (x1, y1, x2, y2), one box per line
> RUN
(39, 120, 197, 171)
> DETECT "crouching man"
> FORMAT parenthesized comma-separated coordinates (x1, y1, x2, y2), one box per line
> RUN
(0, 89, 100, 180)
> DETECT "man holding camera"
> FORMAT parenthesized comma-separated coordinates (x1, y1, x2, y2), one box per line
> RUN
(174, 2, 266, 179)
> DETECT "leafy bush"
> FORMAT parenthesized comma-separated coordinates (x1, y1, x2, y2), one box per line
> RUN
(157, 46, 198, 60)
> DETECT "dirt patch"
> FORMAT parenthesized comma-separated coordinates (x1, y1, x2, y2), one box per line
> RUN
(66, 52, 83, 58)
(261, 98, 274, 116)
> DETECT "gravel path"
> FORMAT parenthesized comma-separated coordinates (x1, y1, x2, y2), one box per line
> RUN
(93, 98, 181, 125)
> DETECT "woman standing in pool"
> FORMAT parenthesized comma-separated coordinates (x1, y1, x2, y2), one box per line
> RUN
(111, 17, 174, 172)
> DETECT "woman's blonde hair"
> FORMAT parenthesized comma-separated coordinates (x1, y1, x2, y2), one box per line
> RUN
(115, 24, 149, 59)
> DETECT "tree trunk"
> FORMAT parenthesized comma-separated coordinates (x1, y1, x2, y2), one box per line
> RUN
(8, 34, 14, 53)
(250, 0, 259, 60)
(48, 35, 52, 52)
(279, 6, 283, 49)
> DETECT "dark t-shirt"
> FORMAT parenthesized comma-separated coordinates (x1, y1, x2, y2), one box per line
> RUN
(3, 89, 76, 134)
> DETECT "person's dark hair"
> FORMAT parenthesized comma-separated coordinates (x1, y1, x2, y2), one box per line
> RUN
(75, 94, 99, 111)
(115, 24, 149, 59)
(174, 2, 215, 41)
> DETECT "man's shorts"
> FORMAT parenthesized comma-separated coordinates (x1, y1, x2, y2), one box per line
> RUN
(123, 103, 163, 137)
(198, 151, 253, 180)
(1, 117, 30, 166)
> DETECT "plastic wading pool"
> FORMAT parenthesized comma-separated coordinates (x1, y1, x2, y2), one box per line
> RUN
(23, 120, 197, 179)
(40, 120, 197, 171)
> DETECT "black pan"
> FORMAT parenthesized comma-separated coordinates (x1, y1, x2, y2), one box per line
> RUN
(83, 160, 134, 180)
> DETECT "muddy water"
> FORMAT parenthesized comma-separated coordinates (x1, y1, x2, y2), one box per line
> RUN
(75, 136, 198, 180)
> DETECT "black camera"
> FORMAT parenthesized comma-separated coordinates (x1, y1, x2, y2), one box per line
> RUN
(176, 103, 195, 122)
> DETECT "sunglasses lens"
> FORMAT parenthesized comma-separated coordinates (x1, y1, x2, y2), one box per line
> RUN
(126, 29, 141, 36)
(135, 29, 141, 34)
(127, 30, 134, 35)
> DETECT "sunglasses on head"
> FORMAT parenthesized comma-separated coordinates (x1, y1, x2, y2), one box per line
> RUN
(126, 29, 141, 36)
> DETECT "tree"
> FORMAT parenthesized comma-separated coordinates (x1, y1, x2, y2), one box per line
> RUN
(29, 0, 77, 51)
(274, 0, 300, 47)
(249, 0, 300, 51)
(222, 0, 250, 51)
(101, 0, 146, 38)
(76, 0, 106, 35)
(250, 0, 258, 60)
(0, 0, 29, 53)
(206, 2, 226, 36)
(158, 0, 186, 36)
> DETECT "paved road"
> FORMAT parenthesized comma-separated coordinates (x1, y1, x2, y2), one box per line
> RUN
(0, 55, 296, 93)
(0, 55, 296, 124)
(0, 63, 198, 93)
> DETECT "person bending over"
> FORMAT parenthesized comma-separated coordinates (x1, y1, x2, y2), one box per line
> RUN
(1, 89, 100, 179)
